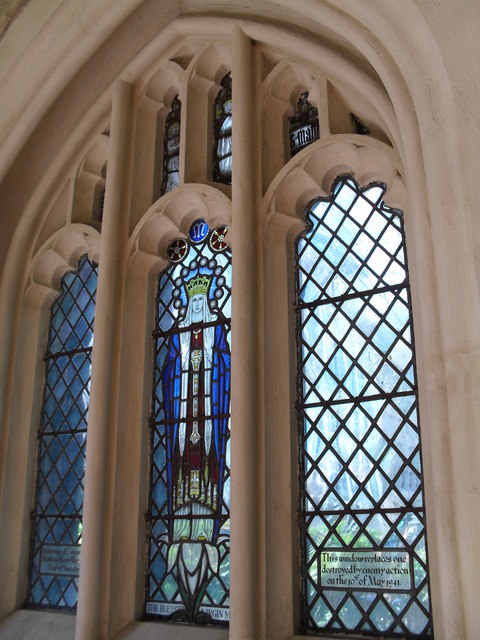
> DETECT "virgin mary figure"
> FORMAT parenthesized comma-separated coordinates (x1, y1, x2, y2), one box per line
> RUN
(162, 270, 230, 554)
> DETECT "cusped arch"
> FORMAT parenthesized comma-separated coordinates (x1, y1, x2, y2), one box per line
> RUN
(144, 61, 184, 105)
(190, 43, 232, 91)
(80, 137, 109, 176)
(264, 137, 406, 231)
(131, 183, 232, 271)
(262, 59, 320, 107)
(260, 59, 323, 192)
(182, 43, 232, 186)
(72, 135, 109, 226)
(29, 227, 100, 297)
(133, 61, 186, 219)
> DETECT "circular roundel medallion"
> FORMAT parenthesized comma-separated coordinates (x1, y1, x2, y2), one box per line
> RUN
(189, 219, 209, 243)
(167, 238, 188, 263)
(210, 225, 229, 252)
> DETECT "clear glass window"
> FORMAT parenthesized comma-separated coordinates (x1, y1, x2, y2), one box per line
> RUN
(295, 177, 433, 637)
(213, 73, 232, 184)
(161, 95, 181, 196)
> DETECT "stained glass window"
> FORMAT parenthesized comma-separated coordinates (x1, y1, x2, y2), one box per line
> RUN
(289, 92, 319, 157)
(213, 72, 232, 184)
(27, 255, 98, 610)
(161, 95, 181, 195)
(146, 219, 231, 625)
(295, 177, 433, 637)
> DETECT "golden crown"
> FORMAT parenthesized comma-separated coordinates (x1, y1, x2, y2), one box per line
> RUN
(185, 274, 211, 297)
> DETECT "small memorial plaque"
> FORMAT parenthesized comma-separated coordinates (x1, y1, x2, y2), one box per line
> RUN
(320, 550, 411, 591)
(40, 544, 81, 577)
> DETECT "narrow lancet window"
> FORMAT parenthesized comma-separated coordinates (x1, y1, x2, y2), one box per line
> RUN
(27, 255, 98, 610)
(161, 95, 181, 195)
(295, 177, 433, 637)
(289, 92, 319, 157)
(146, 219, 231, 625)
(213, 72, 232, 184)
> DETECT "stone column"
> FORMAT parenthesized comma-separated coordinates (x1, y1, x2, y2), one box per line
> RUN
(75, 79, 133, 640)
(230, 26, 262, 640)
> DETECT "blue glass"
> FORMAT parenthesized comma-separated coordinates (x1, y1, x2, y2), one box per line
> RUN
(189, 218, 208, 243)
(147, 221, 231, 624)
(28, 256, 97, 610)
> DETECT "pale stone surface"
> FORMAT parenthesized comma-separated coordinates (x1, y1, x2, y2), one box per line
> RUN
(0, 3, 478, 640)
(0, 610, 75, 640)
(113, 620, 228, 640)
(0, 0, 25, 36)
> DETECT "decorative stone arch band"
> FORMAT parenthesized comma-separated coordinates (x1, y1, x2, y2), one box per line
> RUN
(130, 183, 232, 269)
(0, 226, 100, 618)
(264, 139, 406, 231)
(28, 229, 100, 300)
(124, 183, 233, 625)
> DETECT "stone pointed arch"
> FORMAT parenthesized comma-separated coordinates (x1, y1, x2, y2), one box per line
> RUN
(29, 228, 100, 297)
(0, 224, 100, 621)
(260, 138, 417, 636)
(260, 58, 324, 192)
(131, 183, 231, 268)
(264, 138, 405, 229)
(133, 61, 185, 220)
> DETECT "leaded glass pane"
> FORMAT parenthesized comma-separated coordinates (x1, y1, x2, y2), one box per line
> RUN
(289, 92, 320, 157)
(27, 255, 97, 610)
(296, 177, 433, 637)
(213, 73, 232, 184)
(146, 219, 231, 625)
(161, 95, 181, 196)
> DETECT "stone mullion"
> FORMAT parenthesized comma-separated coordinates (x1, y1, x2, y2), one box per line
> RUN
(230, 26, 263, 640)
(75, 79, 134, 640)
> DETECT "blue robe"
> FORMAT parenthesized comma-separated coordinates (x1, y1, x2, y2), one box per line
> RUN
(162, 321, 230, 541)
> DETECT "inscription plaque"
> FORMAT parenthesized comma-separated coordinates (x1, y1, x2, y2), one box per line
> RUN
(320, 550, 411, 590)
(40, 544, 81, 577)
(145, 602, 184, 616)
(146, 602, 230, 621)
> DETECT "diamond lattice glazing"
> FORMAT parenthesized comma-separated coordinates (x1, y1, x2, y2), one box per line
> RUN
(296, 178, 433, 637)
(27, 256, 97, 610)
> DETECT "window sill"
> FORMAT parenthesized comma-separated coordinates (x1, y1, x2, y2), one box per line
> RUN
(0, 609, 75, 640)
(113, 620, 229, 639)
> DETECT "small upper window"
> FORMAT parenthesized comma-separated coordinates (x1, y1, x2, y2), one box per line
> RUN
(213, 72, 232, 184)
(99, 187, 105, 221)
(289, 92, 319, 157)
(161, 95, 181, 196)
(351, 113, 370, 136)
(92, 163, 107, 223)
(27, 255, 98, 610)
